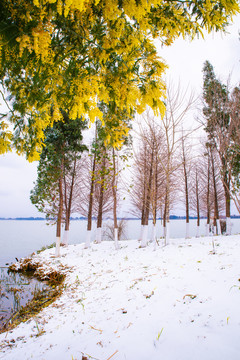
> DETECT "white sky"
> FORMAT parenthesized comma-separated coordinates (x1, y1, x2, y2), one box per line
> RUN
(0, 14, 240, 217)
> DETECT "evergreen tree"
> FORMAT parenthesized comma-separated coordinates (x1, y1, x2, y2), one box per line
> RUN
(202, 60, 231, 233)
(229, 86, 240, 189)
(30, 111, 87, 255)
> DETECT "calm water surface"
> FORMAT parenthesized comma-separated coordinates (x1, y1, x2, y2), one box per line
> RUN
(0, 220, 56, 328)
(1, 218, 240, 266)
(0, 268, 51, 330)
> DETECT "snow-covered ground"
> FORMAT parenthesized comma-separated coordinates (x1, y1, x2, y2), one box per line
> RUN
(1, 235, 240, 360)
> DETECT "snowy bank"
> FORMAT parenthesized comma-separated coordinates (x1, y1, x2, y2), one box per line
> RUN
(1, 235, 240, 360)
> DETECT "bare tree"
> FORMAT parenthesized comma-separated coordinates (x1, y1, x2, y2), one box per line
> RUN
(70, 148, 97, 248)
(130, 138, 152, 246)
(111, 148, 119, 249)
(158, 83, 196, 244)
(130, 112, 166, 248)
(197, 143, 225, 235)
(209, 146, 221, 234)
(129, 83, 196, 247)
(180, 134, 192, 238)
(194, 166, 201, 237)
(189, 156, 205, 237)
(62, 158, 77, 245)
(94, 146, 113, 243)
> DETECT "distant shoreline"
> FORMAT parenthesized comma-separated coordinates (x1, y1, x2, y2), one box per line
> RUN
(1, 216, 240, 221)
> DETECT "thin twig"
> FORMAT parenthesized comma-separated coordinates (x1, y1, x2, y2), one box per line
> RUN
(89, 324, 103, 333)
(106, 350, 119, 360)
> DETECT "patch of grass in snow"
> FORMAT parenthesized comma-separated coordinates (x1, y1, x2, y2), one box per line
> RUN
(74, 275, 81, 286)
(72, 356, 91, 360)
(77, 296, 86, 312)
(145, 290, 154, 299)
(36, 243, 56, 254)
(9, 258, 66, 285)
(33, 317, 46, 337)
(230, 284, 240, 291)
(129, 277, 144, 289)
(183, 294, 197, 301)
(103, 219, 127, 241)
(89, 324, 103, 334)
(229, 279, 240, 292)
(156, 328, 164, 340)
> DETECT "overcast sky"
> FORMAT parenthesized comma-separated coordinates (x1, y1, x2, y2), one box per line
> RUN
(0, 14, 240, 217)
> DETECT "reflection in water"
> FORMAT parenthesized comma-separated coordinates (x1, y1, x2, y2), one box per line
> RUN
(0, 267, 50, 329)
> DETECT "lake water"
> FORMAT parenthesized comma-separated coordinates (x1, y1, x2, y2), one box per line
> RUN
(0, 268, 51, 330)
(1, 218, 240, 266)
(0, 220, 59, 329)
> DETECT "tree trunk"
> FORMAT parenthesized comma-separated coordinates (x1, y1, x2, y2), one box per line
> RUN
(152, 209, 157, 246)
(164, 191, 170, 245)
(196, 169, 200, 237)
(85, 152, 96, 248)
(163, 198, 166, 229)
(223, 171, 231, 235)
(160, 206, 164, 238)
(141, 149, 154, 247)
(152, 222, 157, 251)
(55, 156, 64, 257)
(182, 141, 190, 239)
(211, 149, 220, 235)
(112, 148, 119, 250)
(96, 186, 104, 243)
(139, 145, 147, 241)
(151, 152, 158, 249)
(62, 158, 76, 246)
(96, 151, 106, 244)
(206, 154, 211, 237)
(164, 170, 170, 245)
(62, 171, 69, 246)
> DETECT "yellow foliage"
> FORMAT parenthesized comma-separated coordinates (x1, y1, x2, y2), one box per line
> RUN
(0, 121, 12, 155)
(0, 0, 239, 158)
(102, 0, 121, 21)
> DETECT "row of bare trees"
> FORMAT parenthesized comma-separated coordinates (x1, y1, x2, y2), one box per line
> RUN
(31, 79, 240, 254)
(129, 114, 226, 246)
(55, 146, 122, 250)
(128, 74, 240, 245)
